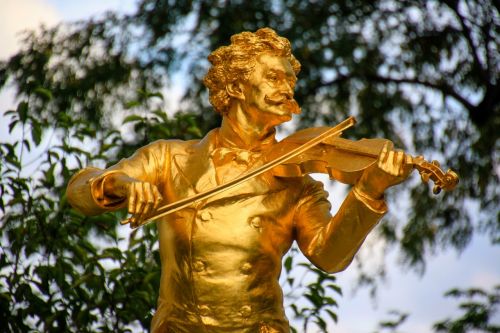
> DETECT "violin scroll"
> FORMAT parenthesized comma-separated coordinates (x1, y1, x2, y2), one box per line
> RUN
(411, 157, 459, 194)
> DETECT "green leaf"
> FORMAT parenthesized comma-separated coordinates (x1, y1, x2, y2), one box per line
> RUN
(34, 87, 53, 100)
(327, 284, 342, 296)
(72, 273, 92, 288)
(284, 256, 293, 273)
(149, 91, 164, 100)
(31, 122, 42, 145)
(43, 164, 56, 187)
(122, 114, 144, 124)
(124, 100, 141, 109)
(152, 109, 168, 121)
(326, 309, 338, 323)
(8, 120, 18, 133)
(16, 101, 28, 122)
(187, 126, 202, 138)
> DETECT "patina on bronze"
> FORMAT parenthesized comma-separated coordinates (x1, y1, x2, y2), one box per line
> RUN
(66, 28, 457, 333)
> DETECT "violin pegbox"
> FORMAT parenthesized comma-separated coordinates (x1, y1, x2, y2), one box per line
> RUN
(413, 158, 459, 195)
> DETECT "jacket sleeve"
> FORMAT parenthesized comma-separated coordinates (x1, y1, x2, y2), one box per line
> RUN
(294, 177, 387, 273)
(66, 140, 169, 216)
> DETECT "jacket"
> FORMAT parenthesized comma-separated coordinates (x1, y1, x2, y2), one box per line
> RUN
(66, 128, 387, 332)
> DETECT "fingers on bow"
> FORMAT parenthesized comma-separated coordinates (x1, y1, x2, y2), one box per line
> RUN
(127, 182, 163, 227)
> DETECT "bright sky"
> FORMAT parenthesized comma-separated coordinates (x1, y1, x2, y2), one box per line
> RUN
(1, 1, 498, 332)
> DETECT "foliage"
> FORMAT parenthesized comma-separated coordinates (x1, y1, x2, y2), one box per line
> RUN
(0, 0, 498, 331)
(434, 286, 500, 333)
(376, 310, 409, 332)
(282, 248, 342, 332)
(0, 93, 202, 332)
(2, 0, 498, 270)
(372, 286, 500, 333)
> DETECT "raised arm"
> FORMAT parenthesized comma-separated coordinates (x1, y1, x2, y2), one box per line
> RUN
(294, 179, 386, 273)
(295, 144, 412, 273)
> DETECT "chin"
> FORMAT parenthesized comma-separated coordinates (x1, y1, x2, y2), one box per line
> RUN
(268, 105, 294, 118)
(279, 114, 293, 122)
(264, 109, 292, 123)
(267, 114, 292, 128)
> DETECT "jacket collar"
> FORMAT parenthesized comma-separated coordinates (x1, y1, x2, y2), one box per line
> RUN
(172, 128, 279, 199)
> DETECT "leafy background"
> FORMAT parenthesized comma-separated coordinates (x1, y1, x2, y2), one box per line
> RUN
(0, 0, 498, 332)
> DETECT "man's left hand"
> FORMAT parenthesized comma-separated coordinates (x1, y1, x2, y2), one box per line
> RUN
(355, 142, 414, 199)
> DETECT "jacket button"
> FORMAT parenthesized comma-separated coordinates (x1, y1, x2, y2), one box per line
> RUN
(240, 262, 252, 274)
(239, 305, 252, 318)
(193, 260, 206, 272)
(198, 211, 212, 221)
(249, 216, 262, 228)
(198, 305, 210, 316)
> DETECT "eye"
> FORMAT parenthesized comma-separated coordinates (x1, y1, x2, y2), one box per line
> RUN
(267, 73, 278, 82)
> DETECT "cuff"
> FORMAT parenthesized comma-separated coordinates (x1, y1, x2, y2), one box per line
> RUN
(352, 186, 388, 215)
(88, 170, 128, 209)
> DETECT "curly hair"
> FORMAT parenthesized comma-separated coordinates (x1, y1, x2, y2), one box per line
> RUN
(203, 28, 301, 115)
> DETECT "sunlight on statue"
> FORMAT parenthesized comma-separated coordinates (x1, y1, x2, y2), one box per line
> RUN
(67, 28, 457, 333)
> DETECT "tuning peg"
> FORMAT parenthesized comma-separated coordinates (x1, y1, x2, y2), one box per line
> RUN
(433, 185, 442, 195)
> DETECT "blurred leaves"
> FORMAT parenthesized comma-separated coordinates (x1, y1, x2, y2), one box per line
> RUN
(0, 0, 498, 331)
(376, 310, 409, 332)
(283, 249, 342, 333)
(0, 0, 497, 271)
(0, 93, 185, 332)
(434, 286, 500, 333)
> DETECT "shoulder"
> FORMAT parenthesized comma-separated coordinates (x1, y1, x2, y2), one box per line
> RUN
(139, 138, 201, 155)
(293, 175, 331, 210)
(300, 175, 329, 197)
(130, 129, 218, 160)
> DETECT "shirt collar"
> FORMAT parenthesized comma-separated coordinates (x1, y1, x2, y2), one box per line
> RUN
(216, 125, 277, 152)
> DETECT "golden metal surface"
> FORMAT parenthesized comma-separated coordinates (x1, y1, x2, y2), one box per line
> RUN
(121, 116, 356, 227)
(66, 28, 456, 332)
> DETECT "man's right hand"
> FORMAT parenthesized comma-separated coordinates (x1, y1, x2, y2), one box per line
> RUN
(104, 173, 163, 226)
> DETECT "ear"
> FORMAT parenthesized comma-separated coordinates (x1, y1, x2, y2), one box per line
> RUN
(226, 82, 245, 101)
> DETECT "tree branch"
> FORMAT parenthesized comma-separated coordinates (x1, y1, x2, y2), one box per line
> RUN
(321, 74, 477, 113)
(482, 7, 496, 79)
(442, 0, 489, 82)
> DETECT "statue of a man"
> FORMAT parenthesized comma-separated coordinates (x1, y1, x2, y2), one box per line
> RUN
(67, 28, 411, 333)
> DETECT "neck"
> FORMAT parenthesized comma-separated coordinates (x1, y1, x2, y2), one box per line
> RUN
(219, 103, 276, 150)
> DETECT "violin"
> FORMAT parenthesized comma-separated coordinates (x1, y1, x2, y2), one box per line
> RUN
(121, 116, 458, 227)
(267, 126, 459, 194)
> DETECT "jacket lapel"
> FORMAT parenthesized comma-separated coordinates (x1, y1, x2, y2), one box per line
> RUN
(171, 129, 284, 204)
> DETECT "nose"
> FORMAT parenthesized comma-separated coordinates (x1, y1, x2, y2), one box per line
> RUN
(282, 90, 292, 100)
(281, 82, 293, 100)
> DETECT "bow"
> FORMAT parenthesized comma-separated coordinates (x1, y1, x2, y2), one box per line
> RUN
(121, 117, 357, 228)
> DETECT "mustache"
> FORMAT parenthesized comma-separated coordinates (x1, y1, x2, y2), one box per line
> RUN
(264, 94, 302, 114)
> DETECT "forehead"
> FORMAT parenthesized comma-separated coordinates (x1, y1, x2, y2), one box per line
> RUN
(254, 53, 295, 76)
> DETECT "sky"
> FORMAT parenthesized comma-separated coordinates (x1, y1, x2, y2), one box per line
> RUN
(0, 1, 499, 332)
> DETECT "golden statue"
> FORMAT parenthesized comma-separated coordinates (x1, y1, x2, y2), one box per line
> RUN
(66, 28, 458, 333)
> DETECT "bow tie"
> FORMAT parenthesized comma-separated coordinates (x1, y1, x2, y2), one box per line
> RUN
(210, 147, 262, 165)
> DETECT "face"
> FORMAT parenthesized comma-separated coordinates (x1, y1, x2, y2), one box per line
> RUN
(239, 53, 300, 128)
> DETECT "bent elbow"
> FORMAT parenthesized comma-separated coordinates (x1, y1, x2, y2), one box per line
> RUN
(66, 168, 105, 216)
(66, 185, 99, 216)
(307, 252, 355, 274)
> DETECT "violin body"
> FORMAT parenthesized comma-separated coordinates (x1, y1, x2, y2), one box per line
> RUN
(268, 128, 389, 185)
(266, 126, 458, 194)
